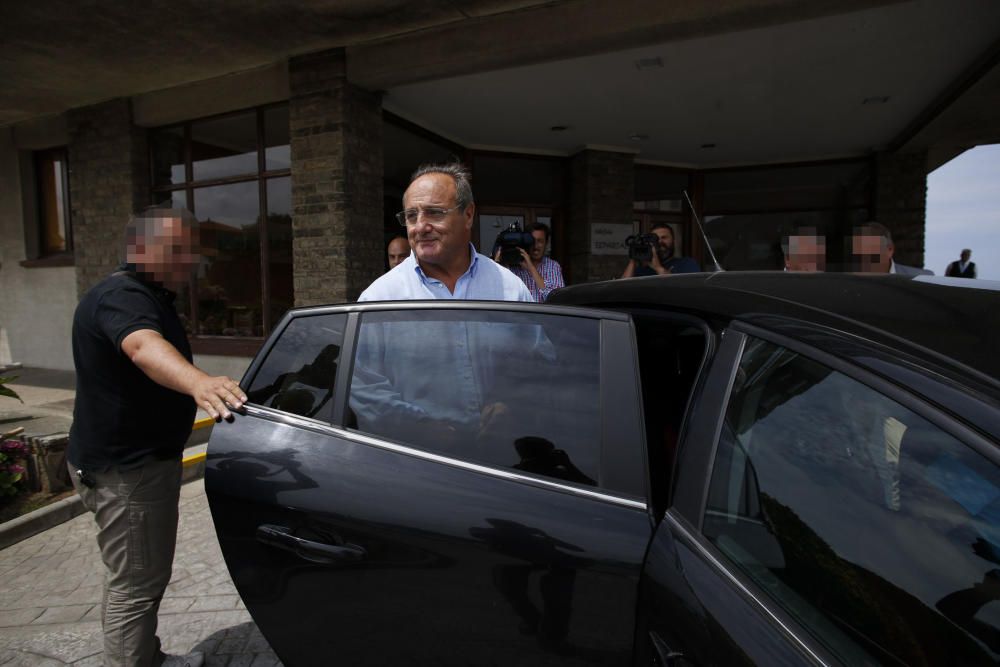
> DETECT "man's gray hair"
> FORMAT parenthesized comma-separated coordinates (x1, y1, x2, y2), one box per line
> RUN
(408, 162, 474, 209)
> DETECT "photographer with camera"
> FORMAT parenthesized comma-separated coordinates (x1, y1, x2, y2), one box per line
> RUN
(621, 222, 699, 278)
(493, 222, 565, 302)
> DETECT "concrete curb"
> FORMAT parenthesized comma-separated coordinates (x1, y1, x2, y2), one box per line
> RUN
(0, 493, 87, 551)
(0, 428, 213, 551)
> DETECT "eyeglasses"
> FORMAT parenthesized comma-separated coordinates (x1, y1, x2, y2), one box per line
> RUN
(395, 205, 463, 227)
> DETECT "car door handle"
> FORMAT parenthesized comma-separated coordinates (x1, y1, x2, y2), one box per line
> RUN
(256, 524, 367, 564)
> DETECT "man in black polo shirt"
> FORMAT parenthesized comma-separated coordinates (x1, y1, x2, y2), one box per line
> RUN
(68, 207, 246, 667)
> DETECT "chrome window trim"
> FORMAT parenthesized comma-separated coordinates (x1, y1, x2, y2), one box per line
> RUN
(664, 509, 829, 667)
(243, 404, 647, 511)
(279, 299, 631, 322)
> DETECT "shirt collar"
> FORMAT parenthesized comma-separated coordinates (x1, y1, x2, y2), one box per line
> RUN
(411, 244, 479, 285)
(116, 262, 178, 303)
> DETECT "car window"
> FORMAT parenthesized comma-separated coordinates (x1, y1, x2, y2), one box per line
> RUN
(703, 337, 1000, 665)
(347, 309, 601, 488)
(245, 313, 347, 422)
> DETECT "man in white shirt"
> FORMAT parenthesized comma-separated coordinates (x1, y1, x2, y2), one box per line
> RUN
(360, 163, 531, 302)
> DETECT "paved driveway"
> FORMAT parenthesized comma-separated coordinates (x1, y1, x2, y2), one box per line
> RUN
(0, 479, 280, 666)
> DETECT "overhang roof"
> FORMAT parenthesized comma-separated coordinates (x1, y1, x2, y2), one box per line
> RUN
(3, 0, 999, 169)
(378, 0, 1000, 167)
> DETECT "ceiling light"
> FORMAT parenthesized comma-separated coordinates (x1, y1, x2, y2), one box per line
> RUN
(629, 133, 649, 142)
(862, 96, 890, 105)
(634, 57, 664, 70)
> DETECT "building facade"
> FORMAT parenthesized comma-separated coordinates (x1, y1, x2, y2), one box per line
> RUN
(2, 0, 999, 371)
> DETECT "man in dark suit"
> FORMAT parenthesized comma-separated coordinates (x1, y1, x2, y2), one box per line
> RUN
(850, 222, 933, 276)
(945, 249, 977, 278)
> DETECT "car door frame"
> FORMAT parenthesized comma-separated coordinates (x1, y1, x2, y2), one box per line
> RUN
(218, 299, 658, 664)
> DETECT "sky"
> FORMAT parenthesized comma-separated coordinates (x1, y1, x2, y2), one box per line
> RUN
(925, 144, 1000, 280)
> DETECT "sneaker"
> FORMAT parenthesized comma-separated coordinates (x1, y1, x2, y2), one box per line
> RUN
(160, 652, 205, 667)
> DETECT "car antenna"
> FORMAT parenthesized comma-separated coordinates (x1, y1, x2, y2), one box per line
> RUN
(683, 189, 723, 272)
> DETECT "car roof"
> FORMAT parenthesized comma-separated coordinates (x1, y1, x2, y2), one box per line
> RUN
(549, 272, 1000, 388)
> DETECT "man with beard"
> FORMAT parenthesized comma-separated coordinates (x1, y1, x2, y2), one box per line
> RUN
(621, 222, 700, 278)
(502, 222, 565, 302)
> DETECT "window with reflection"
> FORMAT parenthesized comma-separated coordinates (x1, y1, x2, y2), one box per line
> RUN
(347, 310, 601, 488)
(150, 104, 291, 339)
(35, 148, 71, 256)
(704, 337, 1000, 665)
(246, 313, 347, 423)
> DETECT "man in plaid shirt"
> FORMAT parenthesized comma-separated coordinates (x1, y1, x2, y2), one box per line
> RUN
(505, 222, 565, 302)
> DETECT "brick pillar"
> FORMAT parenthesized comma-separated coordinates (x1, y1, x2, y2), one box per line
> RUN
(568, 149, 634, 283)
(874, 150, 928, 268)
(68, 99, 149, 297)
(289, 48, 383, 305)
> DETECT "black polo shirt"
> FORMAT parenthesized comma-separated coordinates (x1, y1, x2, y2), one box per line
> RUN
(68, 269, 196, 471)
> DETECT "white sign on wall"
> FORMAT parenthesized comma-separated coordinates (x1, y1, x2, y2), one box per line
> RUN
(590, 223, 631, 255)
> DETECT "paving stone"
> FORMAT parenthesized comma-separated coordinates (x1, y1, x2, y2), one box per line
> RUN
(0, 651, 66, 666)
(203, 582, 239, 596)
(0, 480, 275, 665)
(32, 605, 94, 625)
(0, 610, 44, 628)
(0, 626, 101, 664)
(158, 597, 195, 615)
(217, 636, 247, 655)
(244, 633, 271, 653)
(39, 585, 102, 608)
(188, 596, 240, 613)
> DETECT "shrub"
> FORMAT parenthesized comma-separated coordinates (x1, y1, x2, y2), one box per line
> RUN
(0, 439, 29, 497)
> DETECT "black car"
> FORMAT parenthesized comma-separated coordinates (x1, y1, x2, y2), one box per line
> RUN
(207, 272, 1000, 666)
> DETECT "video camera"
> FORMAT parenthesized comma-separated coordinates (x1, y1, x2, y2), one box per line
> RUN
(495, 222, 535, 267)
(625, 233, 659, 263)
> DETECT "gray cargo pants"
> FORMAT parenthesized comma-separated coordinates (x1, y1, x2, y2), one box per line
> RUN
(69, 457, 182, 667)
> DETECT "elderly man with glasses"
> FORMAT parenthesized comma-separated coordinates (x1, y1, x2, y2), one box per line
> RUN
(359, 162, 532, 302)
(352, 164, 540, 458)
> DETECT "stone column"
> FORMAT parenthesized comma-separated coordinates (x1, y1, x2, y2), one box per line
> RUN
(568, 149, 635, 283)
(289, 48, 384, 305)
(874, 150, 928, 269)
(67, 99, 149, 297)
